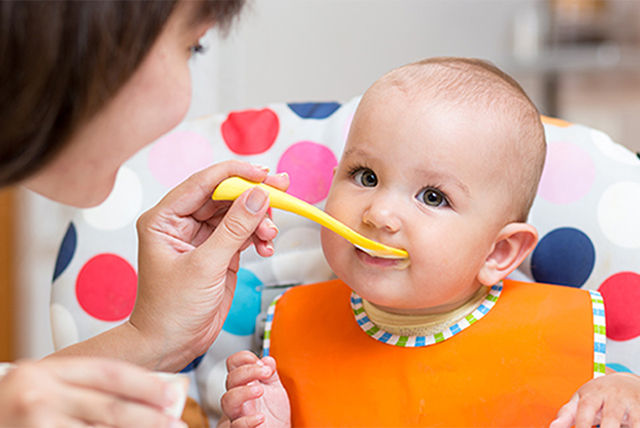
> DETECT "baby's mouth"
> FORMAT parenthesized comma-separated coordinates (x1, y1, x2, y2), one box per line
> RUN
(354, 246, 411, 270)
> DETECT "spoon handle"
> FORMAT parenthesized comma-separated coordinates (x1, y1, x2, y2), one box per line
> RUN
(212, 177, 408, 259)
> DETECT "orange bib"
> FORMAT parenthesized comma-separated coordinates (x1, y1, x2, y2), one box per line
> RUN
(265, 279, 605, 427)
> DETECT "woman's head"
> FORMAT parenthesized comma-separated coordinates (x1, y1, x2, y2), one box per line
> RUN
(0, 0, 244, 206)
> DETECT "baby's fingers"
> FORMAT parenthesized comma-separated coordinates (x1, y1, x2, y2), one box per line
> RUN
(600, 400, 627, 428)
(227, 351, 260, 372)
(550, 394, 578, 428)
(626, 407, 640, 428)
(574, 395, 603, 428)
(221, 385, 263, 420)
(230, 414, 266, 428)
(226, 363, 273, 390)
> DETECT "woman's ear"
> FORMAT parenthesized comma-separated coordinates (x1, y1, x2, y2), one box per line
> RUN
(477, 223, 538, 286)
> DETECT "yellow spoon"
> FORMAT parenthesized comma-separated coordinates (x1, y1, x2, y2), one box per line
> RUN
(211, 177, 409, 260)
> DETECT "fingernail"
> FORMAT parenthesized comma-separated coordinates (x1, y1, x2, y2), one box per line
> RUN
(277, 172, 289, 179)
(265, 218, 279, 234)
(252, 164, 270, 172)
(246, 187, 268, 213)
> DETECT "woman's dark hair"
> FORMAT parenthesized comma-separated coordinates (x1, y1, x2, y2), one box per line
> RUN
(0, 0, 244, 186)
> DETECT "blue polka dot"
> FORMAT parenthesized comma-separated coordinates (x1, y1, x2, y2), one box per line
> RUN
(530, 227, 595, 287)
(53, 222, 77, 282)
(180, 354, 204, 373)
(607, 363, 633, 373)
(288, 102, 341, 119)
(222, 268, 263, 335)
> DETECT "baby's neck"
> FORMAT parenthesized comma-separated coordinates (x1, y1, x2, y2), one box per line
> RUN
(362, 286, 490, 337)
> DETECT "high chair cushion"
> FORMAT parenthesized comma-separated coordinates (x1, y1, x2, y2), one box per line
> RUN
(50, 98, 640, 421)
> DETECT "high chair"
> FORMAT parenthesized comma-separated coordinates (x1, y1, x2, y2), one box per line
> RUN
(50, 97, 640, 425)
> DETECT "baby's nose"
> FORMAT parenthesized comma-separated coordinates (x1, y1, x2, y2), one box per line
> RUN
(362, 196, 401, 232)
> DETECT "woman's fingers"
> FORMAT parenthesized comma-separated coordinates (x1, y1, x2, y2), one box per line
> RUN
(255, 217, 279, 242)
(0, 360, 186, 428)
(195, 187, 270, 265)
(191, 168, 288, 224)
(176, 164, 285, 254)
(59, 384, 182, 428)
(44, 358, 173, 409)
(263, 172, 290, 191)
(159, 161, 270, 217)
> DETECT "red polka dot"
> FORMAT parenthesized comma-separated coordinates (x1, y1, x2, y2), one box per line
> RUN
(76, 254, 138, 322)
(221, 109, 279, 155)
(599, 271, 640, 340)
(276, 141, 338, 204)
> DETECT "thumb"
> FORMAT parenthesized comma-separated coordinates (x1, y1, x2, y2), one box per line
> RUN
(260, 356, 281, 385)
(198, 186, 270, 263)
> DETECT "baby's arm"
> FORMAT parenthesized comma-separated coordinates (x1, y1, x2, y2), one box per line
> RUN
(550, 372, 640, 428)
(220, 351, 291, 428)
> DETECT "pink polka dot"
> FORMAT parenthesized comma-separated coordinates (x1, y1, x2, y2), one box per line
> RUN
(537, 141, 595, 204)
(148, 131, 214, 188)
(222, 109, 279, 155)
(599, 271, 640, 341)
(277, 141, 338, 204)
(76, 254, 137, 322)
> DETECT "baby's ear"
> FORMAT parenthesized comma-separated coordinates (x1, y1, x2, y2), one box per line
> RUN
(477, 223, 538, 286)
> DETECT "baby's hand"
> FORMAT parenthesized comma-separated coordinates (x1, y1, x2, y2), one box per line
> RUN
(221, 351, 291, 428)
(550, 372, 640, 428)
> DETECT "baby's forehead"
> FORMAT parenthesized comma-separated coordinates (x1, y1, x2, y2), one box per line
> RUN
(349, 96, 530, 189)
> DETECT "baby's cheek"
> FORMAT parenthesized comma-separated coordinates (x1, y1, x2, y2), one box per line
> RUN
(321, 228, 345, 271)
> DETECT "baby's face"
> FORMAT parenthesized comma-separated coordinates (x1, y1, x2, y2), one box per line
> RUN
(322, 88, 514, 314)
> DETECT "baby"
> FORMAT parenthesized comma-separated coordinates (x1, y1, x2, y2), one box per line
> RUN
(220, 58, 639, 427)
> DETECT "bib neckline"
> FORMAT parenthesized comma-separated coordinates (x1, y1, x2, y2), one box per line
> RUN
(350, 282, 503, 347)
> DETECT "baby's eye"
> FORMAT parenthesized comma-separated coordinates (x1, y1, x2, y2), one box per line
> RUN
(353, 168, 378, 187)
(416, 187, 448, 207)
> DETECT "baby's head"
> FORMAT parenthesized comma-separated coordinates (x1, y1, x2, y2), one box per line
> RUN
(321, 57, 546, 314)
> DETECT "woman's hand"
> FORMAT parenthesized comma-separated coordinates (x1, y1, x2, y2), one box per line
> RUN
(0, 358, 186, 427)
(130, 161, 288, 371)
